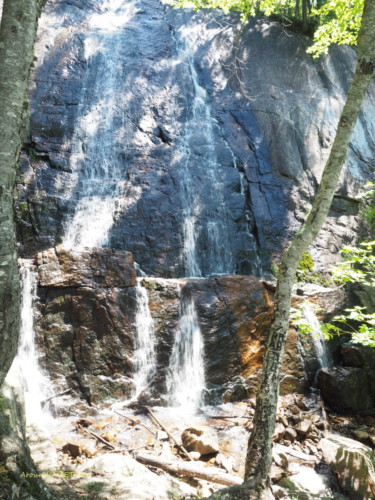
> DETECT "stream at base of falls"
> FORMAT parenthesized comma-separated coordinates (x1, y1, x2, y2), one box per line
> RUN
(6, 261, 54, 431)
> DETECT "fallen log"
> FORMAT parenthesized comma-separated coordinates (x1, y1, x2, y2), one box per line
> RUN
(135, 453, 242, 486)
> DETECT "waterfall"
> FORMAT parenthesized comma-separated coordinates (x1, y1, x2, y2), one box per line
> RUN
(132, 280, 157, 398)
(302, 303, 331, 368)
(8, 262, 53, 427)
(63, 0, 136, 249)
(173, 30, 236, 277)
(166, 290, 206, 412)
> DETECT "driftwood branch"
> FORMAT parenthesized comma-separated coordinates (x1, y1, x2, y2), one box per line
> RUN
(135, 453, 242, 486)
(77, 424, 119, 451)
(145, 406, 193, 461)
(114, 410, 157, 437)
(41, 389, 71, 406)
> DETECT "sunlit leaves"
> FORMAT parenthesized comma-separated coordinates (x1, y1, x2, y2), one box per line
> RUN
(169, 0, 365, 57)
(332, 241, 375, 286)
(326, 241, 375, 347)
(307, 0, 364, 57)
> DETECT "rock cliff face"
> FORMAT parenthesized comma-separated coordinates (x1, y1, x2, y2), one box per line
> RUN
(16, 0, 374, 277)
(33, 248, 347, 406)
(15, 0, 375, 407)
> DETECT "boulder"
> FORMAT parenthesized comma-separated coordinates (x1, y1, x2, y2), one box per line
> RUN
(273, 423, 285, 442)
(78, 454, 195, 499)
(295, 419, 312, 436)
(320, 433, 375, 500)
(341, 344, 365, 368)
(37, 245, 137, 288)
(181, 426, 219, 456)
(284, 427, 297, 442)
(318, 367, 372, 413)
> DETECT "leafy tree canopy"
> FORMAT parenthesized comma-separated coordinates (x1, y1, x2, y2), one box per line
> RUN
(170, 0, 364, 57)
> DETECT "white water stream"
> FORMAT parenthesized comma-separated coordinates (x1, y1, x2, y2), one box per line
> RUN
(7, 262, 53, 429)
(132, 279, 157, 398)
(173, 30, 236, 278)
(166, 291, 206, 412)
(63, 0, 137, 249)
(302, 303, 331, 368)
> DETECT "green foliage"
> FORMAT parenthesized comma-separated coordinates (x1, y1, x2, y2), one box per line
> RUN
(83, 482, 107, 494)
(169, 0, 365, 56)
(295, 252, 331, 286)
(290, 303, 314, 335)
(298, 252, 314, 271)
(307, 0, 364, 57)
(325, 241, 375, 347)
(324, 306, 375, 347)
(332, 241, 375, 285)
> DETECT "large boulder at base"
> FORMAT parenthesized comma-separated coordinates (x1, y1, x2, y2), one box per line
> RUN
(341, 344, 365, 368)
(320, 434, 375, 500)
(341, 343, 375, 402)
(318, 367, 372, 413)
(181, 426, 219, 455)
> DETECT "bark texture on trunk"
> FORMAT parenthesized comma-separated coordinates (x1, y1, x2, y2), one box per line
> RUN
(244, 0, 375, 492)
(0, 0, 42, 386)
(0, 1, 55, 498)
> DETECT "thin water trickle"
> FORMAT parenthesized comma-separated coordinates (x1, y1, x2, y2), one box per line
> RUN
(166, 289, 205, 413)
(172, 30, 236, 277)
(132, 279, 157, 399)
(303, 303, 331, 368)
(8, 262, 53, 428)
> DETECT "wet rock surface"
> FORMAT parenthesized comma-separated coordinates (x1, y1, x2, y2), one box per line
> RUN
(16, 0, 375, 277)
(34, 251, 337, 406)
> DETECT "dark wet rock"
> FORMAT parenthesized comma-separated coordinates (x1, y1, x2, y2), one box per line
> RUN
(318, 367, 373, 413)
(35, 247, 138, 402)
(35, 271, 317, 405)
(341, 343, 365, 368)
(320, 433, 375, 500)
(16, 2, 375, 278)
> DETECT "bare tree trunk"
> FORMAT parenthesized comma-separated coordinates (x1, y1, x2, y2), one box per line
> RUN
(244, 0, 375, 493)
(295, 0, 301, 20)
(0, 1, 55, 498)
(302, 0, 308, 31)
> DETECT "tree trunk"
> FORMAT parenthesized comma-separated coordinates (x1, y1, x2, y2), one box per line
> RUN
(0, 1, 55, 498)
(244, 0, 375, 493)
(0, 0, 41, 389)
(295, 0, 300, 20)
(302, 0, 308, 31)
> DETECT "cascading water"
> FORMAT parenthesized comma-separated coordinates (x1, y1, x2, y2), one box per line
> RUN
(172, 29, 236, 278)
(63, 0, 137, 249)
(132, 279, 157, 399)
(7, 262, 53, 428)
(303, 303, 331, 368)
(166, 289, 205, 412)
